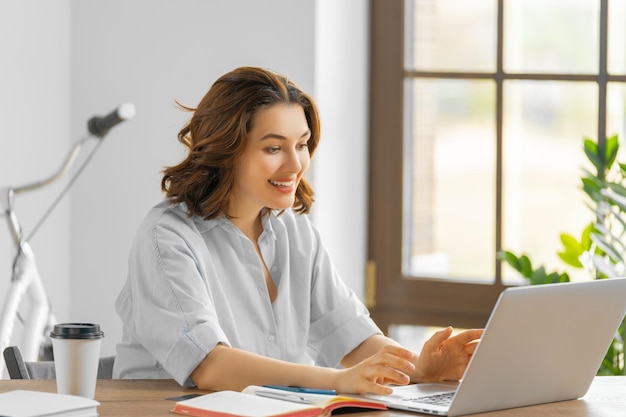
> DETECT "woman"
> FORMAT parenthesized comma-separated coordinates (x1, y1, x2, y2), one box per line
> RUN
(112, 66, 482, 395)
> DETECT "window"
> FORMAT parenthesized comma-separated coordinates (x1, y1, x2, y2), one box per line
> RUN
(368, 0, 626, 332)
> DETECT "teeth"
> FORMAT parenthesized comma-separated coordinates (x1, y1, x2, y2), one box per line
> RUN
(269, 180, 294, 187)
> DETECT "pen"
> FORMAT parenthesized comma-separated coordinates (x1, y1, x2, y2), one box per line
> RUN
(255, 391, 312, 404)
(262, 385, 337, 395)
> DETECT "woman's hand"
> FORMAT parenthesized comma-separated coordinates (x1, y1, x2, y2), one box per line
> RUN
(413, 327, 483, 383)
(333, 328, 482, 395)
(335, 345, 416, 395)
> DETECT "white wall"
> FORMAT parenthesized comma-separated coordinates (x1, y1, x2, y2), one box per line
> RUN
(313, 0, 370, 302)
(0, 0, 72, 352)
(0, 0, 369, 360)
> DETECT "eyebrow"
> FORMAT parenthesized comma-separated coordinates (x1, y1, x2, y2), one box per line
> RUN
(260, 129, 311, 141)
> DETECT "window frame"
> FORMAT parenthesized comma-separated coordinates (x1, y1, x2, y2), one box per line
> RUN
(368, 0, 618, 333)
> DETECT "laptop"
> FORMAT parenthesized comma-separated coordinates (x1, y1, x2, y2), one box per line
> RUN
(365, 278, 626, 416)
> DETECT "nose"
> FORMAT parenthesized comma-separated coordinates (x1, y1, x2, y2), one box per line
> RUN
(284, 147, 303, 173)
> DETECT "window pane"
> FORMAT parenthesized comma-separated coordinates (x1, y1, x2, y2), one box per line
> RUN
(609, 1, 626, 75)
(504, 0, 599, 74)
(405, 0, 497, 72)
(502, 81, 597, 284)
(405, 79, 496, 281)
(607, 82, 626, 141)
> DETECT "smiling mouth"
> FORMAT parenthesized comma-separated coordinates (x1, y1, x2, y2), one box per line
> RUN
(269, 179, 295, 188)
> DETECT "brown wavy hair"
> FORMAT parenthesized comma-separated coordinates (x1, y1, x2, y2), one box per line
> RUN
(161, 67, 320, 219)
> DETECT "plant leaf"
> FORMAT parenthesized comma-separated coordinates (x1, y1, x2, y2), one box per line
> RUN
(601, 188, 626, 212)
(584, 137, 603, 175)
(605, 134, 619, 170)
(580, 223, 594, 250)
(557, 233, 583, 267)
(592, 254, 621, 278)
(519, 254, 533, 277)
(582, 177, 602, 201)
(557, 251, 583, 268)
(590, 232, 624, 264)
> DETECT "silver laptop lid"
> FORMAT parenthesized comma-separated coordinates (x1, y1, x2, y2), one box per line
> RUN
(449, 278, 626, 416)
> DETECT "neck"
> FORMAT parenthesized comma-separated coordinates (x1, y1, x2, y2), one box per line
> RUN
(230, 211, 264, 243)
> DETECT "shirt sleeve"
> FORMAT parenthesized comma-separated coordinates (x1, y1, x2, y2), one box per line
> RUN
(123, 208, 230, 386)
(302, 218, 383, 367)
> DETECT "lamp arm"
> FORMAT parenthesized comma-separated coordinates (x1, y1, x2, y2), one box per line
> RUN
(12, 134, 94, 195)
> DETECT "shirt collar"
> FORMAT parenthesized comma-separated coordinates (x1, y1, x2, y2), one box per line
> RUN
(261, 211, 278, 241)
(190, 208, 278, 241)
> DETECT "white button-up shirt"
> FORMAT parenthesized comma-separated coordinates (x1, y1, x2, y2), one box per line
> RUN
(112, 201, 381, 386)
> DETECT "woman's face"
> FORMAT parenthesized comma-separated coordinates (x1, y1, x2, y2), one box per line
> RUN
(231, 103, 311, 217)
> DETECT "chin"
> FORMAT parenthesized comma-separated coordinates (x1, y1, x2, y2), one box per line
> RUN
(267, 198, 295, 211)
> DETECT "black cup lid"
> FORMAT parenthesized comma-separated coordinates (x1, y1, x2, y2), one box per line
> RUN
(50, 323, 104, 339)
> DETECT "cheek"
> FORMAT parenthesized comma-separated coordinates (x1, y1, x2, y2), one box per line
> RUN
(246, 156, 273, 176)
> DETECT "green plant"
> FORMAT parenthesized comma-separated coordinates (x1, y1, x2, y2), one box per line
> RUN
(498, 134, 625, 375)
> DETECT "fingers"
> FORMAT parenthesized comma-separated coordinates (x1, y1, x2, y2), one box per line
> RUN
(453, 328, 484, 345)
(351, 363, 407, 395)
(370, 345, 415, 384)
(369, 361, 410, 386)
(423, 328, 483, 354)
(341, 345, 416, 395)
(463, 339, 480, 355)
(423, 326, 454, 351)
(366, 380, 395, 395)
(380, 344, 414, 361)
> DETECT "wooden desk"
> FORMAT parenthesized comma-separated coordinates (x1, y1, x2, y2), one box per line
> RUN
(0, 377, 624, 416)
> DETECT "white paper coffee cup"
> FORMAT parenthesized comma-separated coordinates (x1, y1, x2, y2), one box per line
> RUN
(50, 323, 104, 399)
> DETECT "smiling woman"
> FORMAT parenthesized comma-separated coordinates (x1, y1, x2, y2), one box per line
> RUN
(230, 104, 312, 235)
(230, 103, 312, 305)
(111, 66, 482, 396)
(161, 67, 321, 222)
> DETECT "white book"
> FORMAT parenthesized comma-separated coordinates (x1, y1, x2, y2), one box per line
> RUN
(0, 390, 100, 417)
(170, 385, 387, 417)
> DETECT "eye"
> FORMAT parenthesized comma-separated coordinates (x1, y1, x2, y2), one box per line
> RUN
(297, 142, 310, 151)
(266, 146, 281, 154)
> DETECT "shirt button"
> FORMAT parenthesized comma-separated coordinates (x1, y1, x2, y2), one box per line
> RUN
(271, 266, 278, 272)
(267, 334, 275, 342)
(247, 248, 254, 255)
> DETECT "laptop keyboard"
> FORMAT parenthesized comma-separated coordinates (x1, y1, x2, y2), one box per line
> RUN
(403, 392, 455, 406)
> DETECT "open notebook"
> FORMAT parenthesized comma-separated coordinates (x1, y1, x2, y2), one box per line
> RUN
(365, 278, 626, 416)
